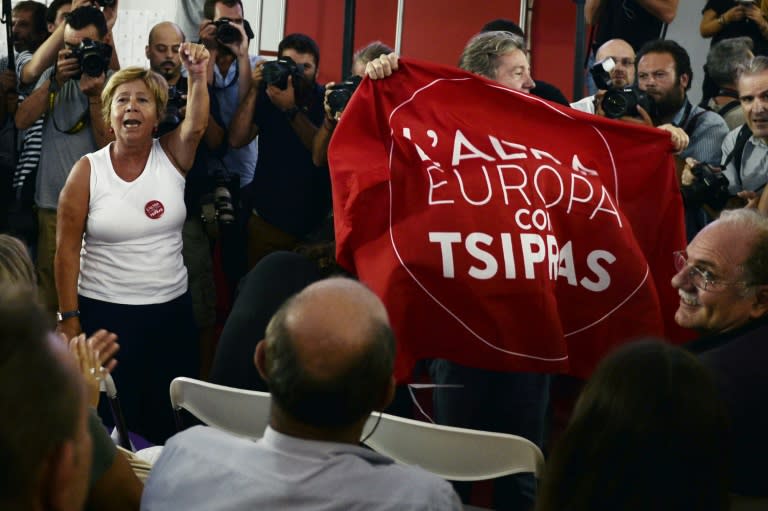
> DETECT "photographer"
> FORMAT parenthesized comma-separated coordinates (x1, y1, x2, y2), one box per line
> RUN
(684, 55, 768, 216)
(634, 40, 730, 239)
(146, 21, 186, 135)
(704, 36, 753, 130)
(230, 33, 331, 269)
(700, 0, 768, 102)
(198, 0, 260, 190)
(571, 38, 636, 114)
(15, 5, 117, 313)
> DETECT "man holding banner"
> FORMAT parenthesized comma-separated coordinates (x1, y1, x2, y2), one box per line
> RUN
(333, 30, 690, 509)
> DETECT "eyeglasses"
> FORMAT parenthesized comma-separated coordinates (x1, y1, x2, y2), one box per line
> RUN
(673, 251, 746, 292)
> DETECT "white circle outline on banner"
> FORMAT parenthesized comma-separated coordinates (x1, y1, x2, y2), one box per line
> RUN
(384, 76, 651, 359)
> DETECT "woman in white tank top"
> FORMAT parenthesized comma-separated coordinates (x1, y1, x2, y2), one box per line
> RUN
(55, 43, 211, 443)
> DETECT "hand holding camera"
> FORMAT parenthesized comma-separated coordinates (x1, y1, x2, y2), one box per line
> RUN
(590, 57, 656, 120)
(324, 76, 361, 121)
(681, 158, 731, 209)
(722, 4, 748, 24)
(55, 48, 81, 87)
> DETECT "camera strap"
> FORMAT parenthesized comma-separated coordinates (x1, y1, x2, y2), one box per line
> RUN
(722, 124, 753, 190)
(48, 91, 88, 135)
(677, 101, 708, 137)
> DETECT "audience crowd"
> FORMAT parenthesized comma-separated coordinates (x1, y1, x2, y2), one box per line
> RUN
(1, 0, 768, 509)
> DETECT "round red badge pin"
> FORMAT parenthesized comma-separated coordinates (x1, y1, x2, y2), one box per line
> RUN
(144, 200, 165, 219)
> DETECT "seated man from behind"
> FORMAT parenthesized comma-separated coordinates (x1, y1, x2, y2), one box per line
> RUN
(673, 208, 768, 498)
(0, 285, 92, 511)
(142, 278, 462, 510)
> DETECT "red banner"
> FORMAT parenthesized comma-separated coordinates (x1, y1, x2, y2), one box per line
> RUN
(329, 58, 691, 380)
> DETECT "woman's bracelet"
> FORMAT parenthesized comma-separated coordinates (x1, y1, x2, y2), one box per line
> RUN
(718, 15, 726, 26)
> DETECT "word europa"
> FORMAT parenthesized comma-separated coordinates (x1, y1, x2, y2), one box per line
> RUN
(400, 128, 624, 291)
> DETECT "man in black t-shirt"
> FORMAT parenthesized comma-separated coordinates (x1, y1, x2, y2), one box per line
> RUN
(587, 0, 678, 52)
(230, 33, 331, 269)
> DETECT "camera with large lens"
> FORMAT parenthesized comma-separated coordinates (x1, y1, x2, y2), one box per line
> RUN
(212, 18, 254, 46)
(589, 56, 656, 119)
(213, 17, 241, 45)
(157, 83, 187, 136)
(601, 86, 655, 119)
(71, 38, 112, 78)
(199, 170, 236, 233)
(326, 76, 362, 119)
(681, 163, 731, 209)
(262, 56, 303, 90)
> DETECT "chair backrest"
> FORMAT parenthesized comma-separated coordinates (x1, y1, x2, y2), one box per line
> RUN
(361, 412, 545, 481)
(169, 377, 271, 439)
(169, 378, 544, 481)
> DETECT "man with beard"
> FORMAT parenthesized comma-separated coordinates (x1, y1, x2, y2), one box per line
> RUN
(230, 33, 332, 269)
(146, 22, 184, 90)
(636, 39, 729, 239)
(571, 38, 635, 114)
(11, 1, 47, 55)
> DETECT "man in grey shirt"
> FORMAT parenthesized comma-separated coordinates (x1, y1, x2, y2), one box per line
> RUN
(142, 277, 462, 510)
(720, 56, 768, 198)
(15, 5, 116, 313)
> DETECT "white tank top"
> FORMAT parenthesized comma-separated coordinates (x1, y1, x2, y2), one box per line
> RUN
(78, 139, 188, 304)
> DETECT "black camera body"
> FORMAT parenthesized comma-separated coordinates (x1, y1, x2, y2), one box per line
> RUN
(602, 86, 655, 119)
(681, 163, 731, 210)
(213, 18, 254, 45)
(262, 56, 303, 90)
(71, 38, 112, 78)
(157, 83, 187, 136)
(326, 76, 362, 118)
(589, 56, 655, 119)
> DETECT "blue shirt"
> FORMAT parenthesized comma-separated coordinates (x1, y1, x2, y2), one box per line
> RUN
(141, 426, 462, 510)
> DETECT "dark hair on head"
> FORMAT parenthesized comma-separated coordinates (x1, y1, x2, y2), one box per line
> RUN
(480, 18, 525, 38)
(636, 39, 693, 91)
(263, 294, 395, 428)
(12, 1, 48, 37)
(203, 0, 244, 21)
(45, 0, 71, 26)
(65, 5, 107, 39)
(0, 285, 83, 504)
(279, 33, 321, 70)
(706, 37, 753, 88)
(537, 339, 730, 511)
(353, 41, 394, 66)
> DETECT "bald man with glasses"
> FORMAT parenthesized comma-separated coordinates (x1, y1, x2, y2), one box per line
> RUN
(675, 208, 768, 501)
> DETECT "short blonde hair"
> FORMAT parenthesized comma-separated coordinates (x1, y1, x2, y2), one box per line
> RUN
(0, 235, 36, 286)
(100, 66, 169, 126)
(459, 30, 526, 80)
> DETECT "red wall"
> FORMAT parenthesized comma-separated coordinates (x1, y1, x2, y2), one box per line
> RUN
(284, 0, 578, 101)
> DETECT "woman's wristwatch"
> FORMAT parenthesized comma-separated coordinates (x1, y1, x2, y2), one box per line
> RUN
(56, 309, 80, 322)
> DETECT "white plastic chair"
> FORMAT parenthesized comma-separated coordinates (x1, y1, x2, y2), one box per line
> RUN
(169, 377, 271, 439)
(361, 412, 545, 481)
(169, 378, 544, 482)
